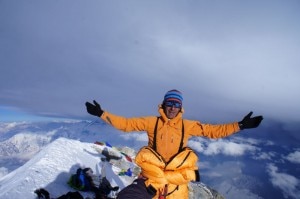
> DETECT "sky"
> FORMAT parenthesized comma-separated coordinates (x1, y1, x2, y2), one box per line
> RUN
(1, 0, 300, 124)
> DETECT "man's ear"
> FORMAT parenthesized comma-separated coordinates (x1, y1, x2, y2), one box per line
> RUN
(180, 107, 184, 113)
(161, 102, 165, 109)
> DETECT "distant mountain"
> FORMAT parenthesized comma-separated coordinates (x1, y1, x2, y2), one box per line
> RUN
(0, 120, 146, 176)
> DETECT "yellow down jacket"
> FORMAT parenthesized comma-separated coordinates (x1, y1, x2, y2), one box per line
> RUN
(100, 105, 240, 198)
(135, 146, 199, 199)
(101, 105, 240, 162)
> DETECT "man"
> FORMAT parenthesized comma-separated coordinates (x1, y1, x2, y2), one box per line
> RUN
(86, 89, 263, 199)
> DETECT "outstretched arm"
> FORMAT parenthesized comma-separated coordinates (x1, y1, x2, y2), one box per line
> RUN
(85, 100, 151, 132)
(191, 111, 263, 138)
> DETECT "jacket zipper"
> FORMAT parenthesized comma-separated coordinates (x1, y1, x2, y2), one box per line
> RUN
(145, 147, 165, 163)
(176, 151, 191, 168)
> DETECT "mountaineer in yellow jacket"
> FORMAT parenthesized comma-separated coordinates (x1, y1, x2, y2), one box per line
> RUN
(85, 89, 263, 199)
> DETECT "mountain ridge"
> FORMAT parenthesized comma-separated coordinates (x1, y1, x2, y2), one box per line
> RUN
(0, 137, 224, 199)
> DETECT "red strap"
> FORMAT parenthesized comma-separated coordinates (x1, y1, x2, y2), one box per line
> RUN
(158, 184, 168, 199)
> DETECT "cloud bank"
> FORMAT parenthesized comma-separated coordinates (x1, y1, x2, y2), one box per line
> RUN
(267, 163, 300, 199)
(0, 1, 300, 124)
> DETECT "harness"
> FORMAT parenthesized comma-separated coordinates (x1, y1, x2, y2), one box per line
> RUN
(151, 118, 185, 198)
(150, 117, 200, 198)
(152, 117, 185, 155)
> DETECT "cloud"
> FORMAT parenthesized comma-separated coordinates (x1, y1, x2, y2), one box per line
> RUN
(0, 122, 20, 133)
(0, 167, 9, 179)
(190, 138, 257, 156)
(188, 140, 206, 153)
(204, 161, 243, 179)
(120, 133, 148, 142)
(286, 150, 300, 164)
(198, 161, 212, 170)
(189, 136, 284, 163)
(266, 163, 300, 199)
(253, 151, 276, 161)
(217, 181, 264, 199)
(189, 135, 284, 160)
(231, 137, 262, 145)
(231, 136, 275, 146)
(0, 0, 299, 127)
(205, 140, 257, 156)
(202, 161, 264, 199)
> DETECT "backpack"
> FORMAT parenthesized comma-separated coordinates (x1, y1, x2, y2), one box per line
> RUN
(57, 191, 84, 199)
(68, 168, 94, 191)
(116, 178, 156, 199)
(34, 188, 84, 199)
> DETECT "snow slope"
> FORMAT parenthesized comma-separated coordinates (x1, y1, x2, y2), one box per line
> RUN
(0, 120, 147, 177)
(0, 136, 223, 199)
(0, 138, 136, 199)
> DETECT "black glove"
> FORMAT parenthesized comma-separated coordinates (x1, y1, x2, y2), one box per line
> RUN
(85, 100, 103, 117)
(238, 111, 263, 130)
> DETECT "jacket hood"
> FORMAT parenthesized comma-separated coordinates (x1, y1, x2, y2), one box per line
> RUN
(158, 104, 184, 123)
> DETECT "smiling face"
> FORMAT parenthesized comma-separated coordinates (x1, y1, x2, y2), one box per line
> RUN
(163, 101, 181, 119)
(162, 90, 183, 119)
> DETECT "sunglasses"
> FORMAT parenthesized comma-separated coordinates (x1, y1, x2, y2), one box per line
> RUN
(164, 101, 182, 108)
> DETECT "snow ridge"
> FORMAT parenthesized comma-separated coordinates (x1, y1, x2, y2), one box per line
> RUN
(0, 137, 223, 199)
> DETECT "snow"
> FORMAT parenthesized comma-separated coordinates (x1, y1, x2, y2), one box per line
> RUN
(0, 138, 136, 199)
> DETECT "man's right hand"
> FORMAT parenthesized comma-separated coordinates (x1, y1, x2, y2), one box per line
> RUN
(85, 100, 103, 117)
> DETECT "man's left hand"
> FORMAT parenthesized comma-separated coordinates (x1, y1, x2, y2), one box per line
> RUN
(238, 111, 263, 130)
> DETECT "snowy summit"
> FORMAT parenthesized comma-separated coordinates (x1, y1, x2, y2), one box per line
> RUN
(0, 136, 222, 199)
(0, 138, 136, 199)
